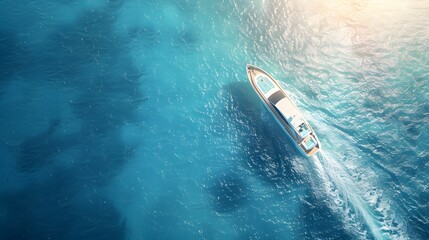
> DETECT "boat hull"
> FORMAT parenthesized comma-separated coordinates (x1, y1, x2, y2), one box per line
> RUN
(246, 64, 320, 157)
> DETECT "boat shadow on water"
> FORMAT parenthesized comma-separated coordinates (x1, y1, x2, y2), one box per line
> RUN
(223, 81, 303, 188)
(208, 173, 248, 213)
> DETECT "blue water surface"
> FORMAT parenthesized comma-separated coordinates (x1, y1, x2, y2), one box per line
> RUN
(0, 0, 428, 239)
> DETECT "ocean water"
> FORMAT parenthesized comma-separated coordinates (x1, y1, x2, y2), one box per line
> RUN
(0, 0, 428, 239)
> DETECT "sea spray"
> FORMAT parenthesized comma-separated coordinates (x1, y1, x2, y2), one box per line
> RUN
(309, 150, 398, 240)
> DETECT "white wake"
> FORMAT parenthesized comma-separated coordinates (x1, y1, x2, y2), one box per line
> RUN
(308, 150, 396, 240)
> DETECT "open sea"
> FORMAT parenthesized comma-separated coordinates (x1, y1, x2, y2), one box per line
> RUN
(0, 0, 428, 239)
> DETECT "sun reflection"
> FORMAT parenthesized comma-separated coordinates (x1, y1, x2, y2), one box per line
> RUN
(318, 0, 414, 26)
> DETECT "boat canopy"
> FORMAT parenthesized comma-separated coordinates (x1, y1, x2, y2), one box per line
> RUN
(273, 98, 310, 139)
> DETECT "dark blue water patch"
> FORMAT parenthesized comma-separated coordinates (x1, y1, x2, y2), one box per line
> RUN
(181, 30, 198, 45)
(0, 0, 144, 186)
(0, 30, 27, 85)
(0, 2, 143, 236)
(173, 30, 199, 49)
(142, 195, 197, 239)
(65, 55, 146, 133)
(14, 119, 82, 173)
(235, 210, 282, 240)
(0, 170, 126, 240)
(43, 1, 142, 187)
(126, 7, 199, 50)
(14, 119, 60, 172)
(27, 2, 127, 84)
(73, 129, 136, 187)
(71, 76, 146, 135)
(208, 173, 248, 213)
(1, 127, 133, 237)
(403, 121, 423, 140)
(298, 190, 355, 240)
(0, 1, 140, 113)
(1, 0, 128, 87)
(57, 9, 120, 57)
(0, 1, 46, 33)
(40, 4, 149, 133)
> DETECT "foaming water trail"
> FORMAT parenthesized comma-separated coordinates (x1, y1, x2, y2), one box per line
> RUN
(310, 150, 388, 240)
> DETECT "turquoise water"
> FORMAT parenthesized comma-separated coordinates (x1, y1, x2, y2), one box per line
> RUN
(0, 0, 428, 239)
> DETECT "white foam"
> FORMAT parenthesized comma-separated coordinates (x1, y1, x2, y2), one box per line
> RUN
(307, 148, 407, 239)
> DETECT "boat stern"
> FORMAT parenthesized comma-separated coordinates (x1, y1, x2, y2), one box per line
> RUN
(300, 134, 320, 157)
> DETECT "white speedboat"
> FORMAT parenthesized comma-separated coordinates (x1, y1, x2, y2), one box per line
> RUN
(246, 64, 320, 157)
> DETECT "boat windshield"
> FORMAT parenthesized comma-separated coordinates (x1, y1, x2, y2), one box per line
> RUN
(288, 115, 310, 139)
(296, 122, 310, 138)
